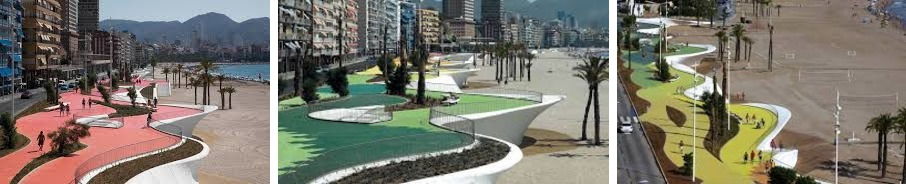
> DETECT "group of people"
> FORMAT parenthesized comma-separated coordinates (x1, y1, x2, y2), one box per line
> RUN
(146, 97, 159, 108)
(743, 113, 767, 129)
(57, 103, 72, 116)
(742, 150, 765, 164)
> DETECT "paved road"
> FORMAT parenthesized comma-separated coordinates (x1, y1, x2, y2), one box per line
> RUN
(0, 89, 46, 116)
(617, 79, 667, 184)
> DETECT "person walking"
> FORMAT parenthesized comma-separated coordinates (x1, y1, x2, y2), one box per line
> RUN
(37, 131, 45, 152)
(750, 151, 756, 163)
(744, 152, 749, 163)
(58, 104, 64, 116)
(146, 112, 153, 129)
(82, 98, 86, 109)
(679, 140, 685, 153)
(758, 150, 763, 162)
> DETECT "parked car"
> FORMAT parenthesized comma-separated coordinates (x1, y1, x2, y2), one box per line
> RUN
(619, 121, 633, 133)
(20, 90, 31, 99)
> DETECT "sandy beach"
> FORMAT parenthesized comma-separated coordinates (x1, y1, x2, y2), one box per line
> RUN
(658, 0, 906, 182)
(467, 51, 609, 183)
(153, 64, 270, 184)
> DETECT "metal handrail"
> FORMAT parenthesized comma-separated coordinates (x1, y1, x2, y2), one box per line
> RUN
(72, 117, 185, 184)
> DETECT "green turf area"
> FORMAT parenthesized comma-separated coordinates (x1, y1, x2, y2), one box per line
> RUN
(277, 84, 535, 183)
(625, 41, 779, 183)
(347, 74, 374, 85)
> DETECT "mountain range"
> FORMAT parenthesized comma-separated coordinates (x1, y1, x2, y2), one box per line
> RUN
(100, 12, 269, 47)
(416, 0, 607, 29)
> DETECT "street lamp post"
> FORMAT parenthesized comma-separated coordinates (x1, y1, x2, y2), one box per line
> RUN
(834, 88, 841, 184)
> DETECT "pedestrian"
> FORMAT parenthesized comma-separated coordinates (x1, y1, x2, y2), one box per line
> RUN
(750, 151, 756, 163)
(59, 104, 64, 116)
(81, 98, 86, 109)
(37, 131, 45, 151)
(146, 112, 153, 128)
(88, 100, 92, 109)
(679, 140, 685, 153)
(758, 150, 763, 162)
(154, 97, 158, 107)
(744, 152, 749, 163)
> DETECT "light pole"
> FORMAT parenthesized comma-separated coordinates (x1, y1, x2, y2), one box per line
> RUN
(834, 88, 841, 184)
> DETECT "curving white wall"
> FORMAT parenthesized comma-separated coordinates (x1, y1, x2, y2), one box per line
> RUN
(405, 135, 523, 184)
(456, 95, 565, 145)
(125, 137, 210, 184)
(157, 82, 172, 97)
(442, 69, 480, 87)
(149, 104, 218, 137)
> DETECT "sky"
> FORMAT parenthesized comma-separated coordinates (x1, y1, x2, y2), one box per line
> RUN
(100, 0, 269, 22)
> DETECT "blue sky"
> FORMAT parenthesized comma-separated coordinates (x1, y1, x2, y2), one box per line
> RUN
(100, 0, 269, 22)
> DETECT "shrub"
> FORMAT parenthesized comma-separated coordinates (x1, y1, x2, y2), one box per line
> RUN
(678, 152, 693, 176)
(110, 75, 119, 90)
(794, 176, 819, 184)
(0, 113, 14, 149)
(97, 85, 111, 103)
(127, 87, 138, 107)
(655, 57, 673, 82)
(666, 106, 686, 127)
(301, 77, 320, 103)
(90, 100, 152, 118)
(326, 67, 350, 96)
(48, 120, 91, 156)
(42, 83, 58, 104)
(768, 166, 798, 184)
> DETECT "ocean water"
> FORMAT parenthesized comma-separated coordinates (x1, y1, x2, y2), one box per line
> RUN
(217, 63, 269, 81)
(887, 0, 906, 23)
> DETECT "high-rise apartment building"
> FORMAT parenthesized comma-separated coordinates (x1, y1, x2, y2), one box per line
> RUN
(442, 0, 475, 39)
(77, 0, 97, 32)
(0, 0, 23, 94)
(480, 0, 503, 41)
(357, 0, 400, 54)
(61, 0, 78, 65)
(417, 8, 440, 46)
(23, 0, 65, 83)
(399, 1, 416, 51)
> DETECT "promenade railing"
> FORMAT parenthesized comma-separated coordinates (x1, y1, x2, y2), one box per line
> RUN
(72, 117, 186, 184)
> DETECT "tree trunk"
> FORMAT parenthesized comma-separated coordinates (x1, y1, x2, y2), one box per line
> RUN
(229, 93, 233, 109)
(194, 84, 198, 105)
(593, 85, 601, 145)
(581, 89, 592, 140)
(220, 92, 225, 110)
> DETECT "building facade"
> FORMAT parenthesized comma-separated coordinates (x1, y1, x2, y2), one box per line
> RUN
(76, 0, 96, 32)
(416, 8, 439, 46)
(399, 1, 416, 50)
(61, 0, 77, 65)
(22, 0, 64, 83)
(357, 0, 400, 54)
(0, 0, 23, 94)
(480, 0, 502, 41)
(442, 0, 475, 39)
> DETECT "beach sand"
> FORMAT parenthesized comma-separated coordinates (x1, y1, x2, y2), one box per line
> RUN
(467, 51, 609, 183)
(152, 66, 270, 184)
(658, 0, 906, 182)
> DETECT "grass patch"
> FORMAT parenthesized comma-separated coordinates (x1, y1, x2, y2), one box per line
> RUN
(0, 133, 29, 158)
(334, 138, 509, 183)
(619, 58, 651, 115)
(703, 115, 741, 161)
(87, 138, 203, 184)
(666, 106, 686, 127)
(90, 100, 152, 118)
(10, 143, 86, 184)
(15, 101, 53, 119)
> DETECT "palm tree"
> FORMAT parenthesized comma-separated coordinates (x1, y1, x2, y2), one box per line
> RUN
(866, 113, 895, 177)
(162, 68, 170, 82)
(622, 15, 637, 69)
(525, 53, 535, 81)
(197, 61, 218, 105)
(150, 60, 157, 78)
(217, 88, 226, 110)
(216, 74, 226, 91)
(715, 29, 730, 97)
(894, 107, 906, 181)
(176, 64, 184, 88)
(743, 36, 754, 63)
(190, 77, 199, 105)
(225, 87, 236, 109)
(731, 24, 747, 63)
(573, 56, 608, 145)
(127, 87, 137, 107)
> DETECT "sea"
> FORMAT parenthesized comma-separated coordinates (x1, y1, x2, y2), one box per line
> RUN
(216, 63, 269, 81)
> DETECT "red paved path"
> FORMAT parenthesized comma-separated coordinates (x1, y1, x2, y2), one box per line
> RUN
(0, 79, 202, 183)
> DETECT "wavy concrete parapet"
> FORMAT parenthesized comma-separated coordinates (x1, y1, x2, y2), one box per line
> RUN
(124, 137, 210, 184)
(457, 95, 565, 145)
(442, 69, 480, 87)
(157, 82, 172, 97)
(405, 135, 523, 184)
(149, 104, 218, 137)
